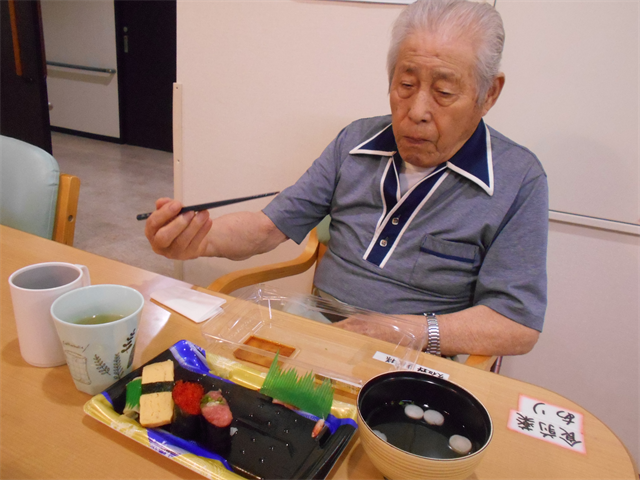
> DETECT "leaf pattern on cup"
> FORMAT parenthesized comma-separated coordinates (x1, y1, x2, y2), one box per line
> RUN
(94, 328, 137, 379)
(94, 355, 110, 375)
(127, 342, 136, 369)
(121, 329, 136, 354)
(113, 353, 124, 379)
(122, 328, 137, 369)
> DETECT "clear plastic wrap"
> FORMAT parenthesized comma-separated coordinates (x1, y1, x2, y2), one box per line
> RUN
(201, 284, 428, 398)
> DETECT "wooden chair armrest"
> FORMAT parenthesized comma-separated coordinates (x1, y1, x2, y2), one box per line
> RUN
(53, 173, 80, 246)
(464, 354, 498, 371)
(207, 229, 320, 294)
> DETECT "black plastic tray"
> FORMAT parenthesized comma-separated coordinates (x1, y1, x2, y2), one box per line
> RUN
(86, 340, 357, 480)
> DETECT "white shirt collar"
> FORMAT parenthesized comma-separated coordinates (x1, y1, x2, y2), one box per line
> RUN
(349, 119, 494, 196)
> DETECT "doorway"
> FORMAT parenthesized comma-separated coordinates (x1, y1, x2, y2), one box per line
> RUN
(1, 0, 51, 153)
(115, 0, 176, 153)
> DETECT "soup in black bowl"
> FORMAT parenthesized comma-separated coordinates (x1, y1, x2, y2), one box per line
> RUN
(357, 371, 492, 460)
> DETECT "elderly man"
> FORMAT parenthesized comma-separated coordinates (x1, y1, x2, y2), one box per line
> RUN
(146, 0, 548, 358)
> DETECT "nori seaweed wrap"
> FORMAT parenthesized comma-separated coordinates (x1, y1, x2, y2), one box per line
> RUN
(200, 390, 233, 453)
(171, 380, 205, 441)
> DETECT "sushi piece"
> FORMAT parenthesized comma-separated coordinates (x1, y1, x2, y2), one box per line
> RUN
(311, 418, 325, 438)
(171, 380, 205, 440)
(200, 390, 233, 453)
(139, 360, 175, 428)
(123, 377, 142, 419)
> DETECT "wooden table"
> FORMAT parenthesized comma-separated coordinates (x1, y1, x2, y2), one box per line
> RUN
(1, 226, 637, 479)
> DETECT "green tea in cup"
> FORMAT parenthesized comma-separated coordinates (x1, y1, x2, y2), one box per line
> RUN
(75, 314, 124, 325)
(51, 284, 144, 395)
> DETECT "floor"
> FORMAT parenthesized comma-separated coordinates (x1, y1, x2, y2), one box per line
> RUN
(51, 132, 176, 278)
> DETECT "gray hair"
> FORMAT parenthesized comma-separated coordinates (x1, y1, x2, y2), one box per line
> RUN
(387, 0, 505, 103)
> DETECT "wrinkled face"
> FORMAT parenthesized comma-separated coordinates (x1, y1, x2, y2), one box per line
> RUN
(390, 31, 490, 168)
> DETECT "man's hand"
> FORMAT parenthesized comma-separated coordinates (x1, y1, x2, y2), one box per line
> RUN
(145, 198, 213, 260)
(145, 198, 287, 261)
(334, 305, 540, 357)
(332, 315, 421, 347)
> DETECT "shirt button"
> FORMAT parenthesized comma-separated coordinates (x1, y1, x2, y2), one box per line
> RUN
(380, 239, 388, 247)
(392, 217, 400, 225)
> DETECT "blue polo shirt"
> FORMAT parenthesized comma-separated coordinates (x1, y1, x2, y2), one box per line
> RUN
(263, 115, 548, 331)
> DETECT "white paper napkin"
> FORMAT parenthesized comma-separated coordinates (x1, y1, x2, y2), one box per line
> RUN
(151, 286, 226, 323)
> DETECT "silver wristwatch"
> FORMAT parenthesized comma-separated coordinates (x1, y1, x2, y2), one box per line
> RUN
(424, 313, 441, 356)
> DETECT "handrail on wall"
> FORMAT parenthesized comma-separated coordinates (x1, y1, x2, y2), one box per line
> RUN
(46, 61, 116, 74)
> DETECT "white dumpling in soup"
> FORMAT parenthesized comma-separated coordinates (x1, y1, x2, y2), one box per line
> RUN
(449, 434, 473, 455)
(373, 430, 388, 442)
(423, 409, 445, 426)
(404, 404, 424, 420)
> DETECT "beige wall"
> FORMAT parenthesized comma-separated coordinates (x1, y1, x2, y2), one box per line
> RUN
(489, 1, 638, 226)
(176, 0, 639, 465)
(176, 0, 402, 290)
(487, 1, 639, 465)
(501, 223, 639, 467)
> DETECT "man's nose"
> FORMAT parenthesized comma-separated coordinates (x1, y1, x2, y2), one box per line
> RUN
(408, 90, 433, 123)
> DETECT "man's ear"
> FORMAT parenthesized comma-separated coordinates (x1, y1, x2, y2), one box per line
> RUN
(481, 73, 505, 116)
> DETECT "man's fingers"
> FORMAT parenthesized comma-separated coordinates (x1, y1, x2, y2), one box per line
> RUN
(153, 211, 196, 250)
(155, 197, 174, 209)
(143, 198, 212, 260)
(151, 210, 211, 259)
(168, 211, 208, 253)
(333, 318, 363, 331)
(333, 317, 401, 343)
(145, 201, 182, 242)
(185, 212, 213, 256)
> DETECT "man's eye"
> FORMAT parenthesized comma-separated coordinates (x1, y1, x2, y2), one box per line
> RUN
(437, 90, 453, 97)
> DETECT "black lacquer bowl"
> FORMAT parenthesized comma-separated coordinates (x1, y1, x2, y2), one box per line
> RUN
(357, 371, 492, 480)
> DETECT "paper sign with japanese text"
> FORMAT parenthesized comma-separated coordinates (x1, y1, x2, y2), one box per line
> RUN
(372, 351, 450, 379)
(508, 394, 586, 453)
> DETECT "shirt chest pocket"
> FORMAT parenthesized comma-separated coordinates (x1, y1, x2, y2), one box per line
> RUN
(410, 235, 481, 299)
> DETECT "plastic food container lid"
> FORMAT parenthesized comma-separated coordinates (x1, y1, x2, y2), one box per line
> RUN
(200, 284, 428, 397)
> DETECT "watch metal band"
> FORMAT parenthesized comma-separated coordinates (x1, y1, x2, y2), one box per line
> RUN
(424, 313, 441, 357)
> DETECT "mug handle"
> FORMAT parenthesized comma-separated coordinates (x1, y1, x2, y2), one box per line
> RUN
(75, 264, 91, 287)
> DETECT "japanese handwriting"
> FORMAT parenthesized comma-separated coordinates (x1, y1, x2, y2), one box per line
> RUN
(559, 428, 583, 448)
(516, 413, 535, 431)
(414, 365, 445, 378)
(508, 395, 585, 454)
(533, 402, 546, 415)
(557, 411, 576, 426)
(371, 351, 450, 380)
(538, 422, 556, 439)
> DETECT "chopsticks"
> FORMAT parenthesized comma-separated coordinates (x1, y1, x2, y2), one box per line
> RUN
(136, 191, 280, 221)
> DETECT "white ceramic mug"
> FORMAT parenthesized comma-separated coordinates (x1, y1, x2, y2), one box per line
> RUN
(9, 262, 91, 367)
(50, 284, 144, 395)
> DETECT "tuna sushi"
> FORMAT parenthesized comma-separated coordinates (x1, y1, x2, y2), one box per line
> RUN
(200, 390, 233, 453)
(171, 380, 205, 440)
